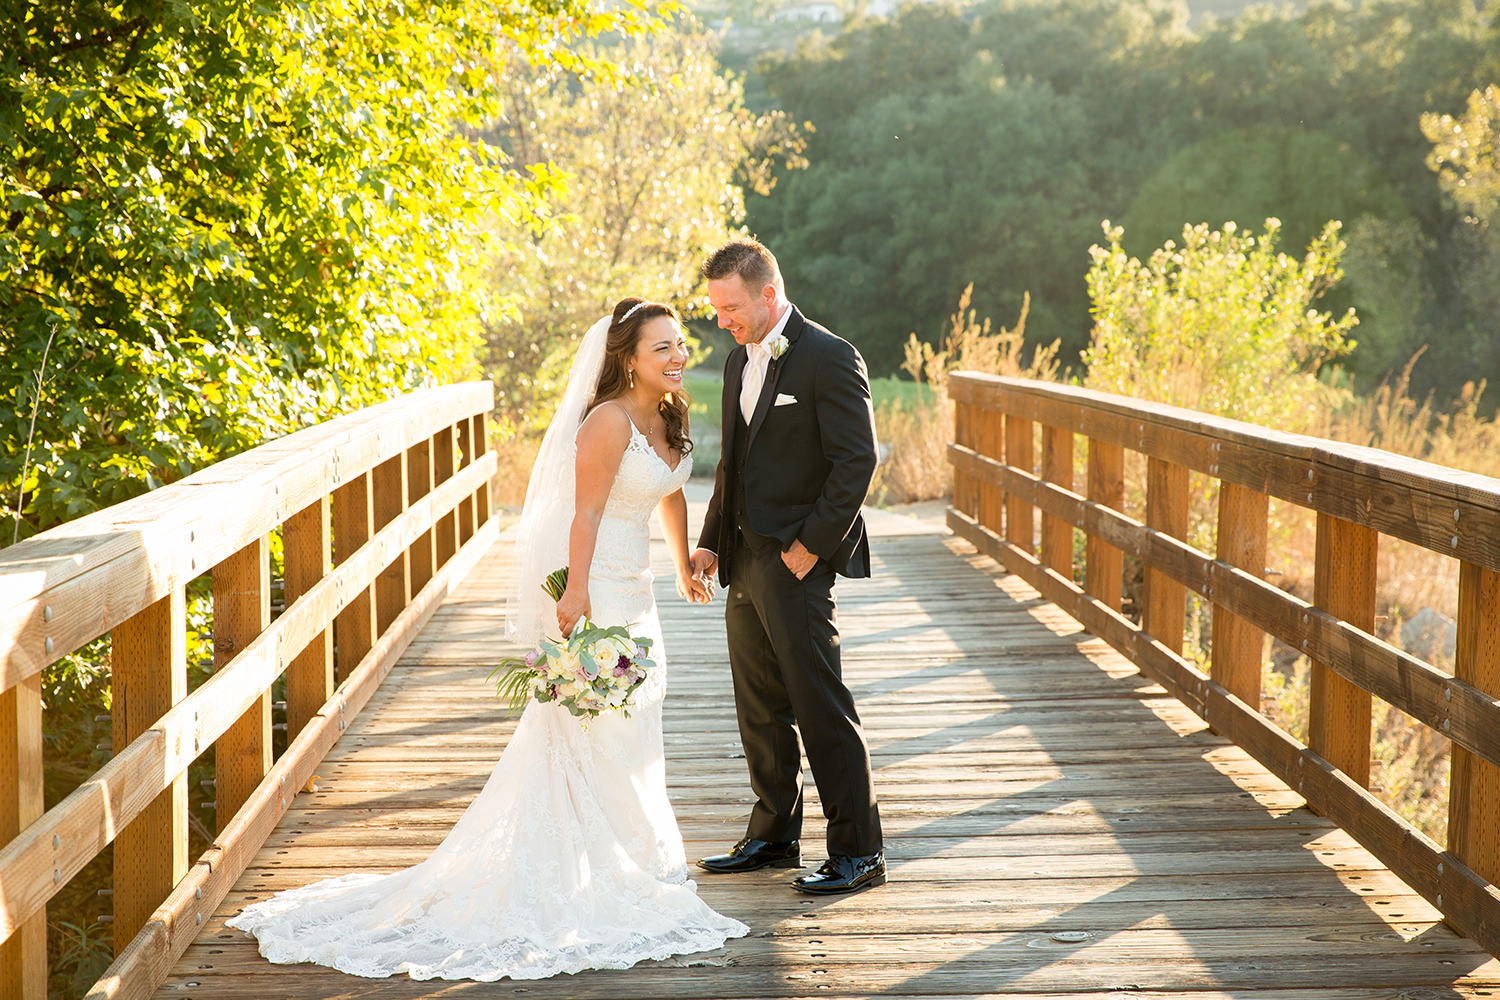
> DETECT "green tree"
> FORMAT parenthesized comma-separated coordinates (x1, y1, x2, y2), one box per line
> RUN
(1, 0, 662, 541)
(1083, 217, 1356, 426)
(481, 20, 802, 433)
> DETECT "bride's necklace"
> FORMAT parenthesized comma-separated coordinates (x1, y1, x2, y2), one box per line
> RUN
(621, 395, 657, 444)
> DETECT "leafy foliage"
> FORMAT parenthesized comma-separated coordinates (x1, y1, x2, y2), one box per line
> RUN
(1083, 218, 1356, 427)
(0, 0, 663, 540)
(481, 19, 801, 434)
(743, 0, 1500, 396)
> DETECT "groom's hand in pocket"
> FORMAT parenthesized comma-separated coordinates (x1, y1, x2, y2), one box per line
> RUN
(781, 539, 818, 580)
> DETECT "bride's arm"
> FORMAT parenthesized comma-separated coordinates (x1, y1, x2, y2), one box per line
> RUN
(557, 405, 630, 635)
(659, 488, 712, 604)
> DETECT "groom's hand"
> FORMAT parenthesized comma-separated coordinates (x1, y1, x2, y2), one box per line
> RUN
(781, 539, 818, 580)
(690, 547, 718, 581)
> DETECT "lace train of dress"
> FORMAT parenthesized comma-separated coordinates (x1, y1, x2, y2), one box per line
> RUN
(227, 429, 747, 980)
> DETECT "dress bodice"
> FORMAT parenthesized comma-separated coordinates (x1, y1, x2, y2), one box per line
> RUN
(601, 425, 693, 524)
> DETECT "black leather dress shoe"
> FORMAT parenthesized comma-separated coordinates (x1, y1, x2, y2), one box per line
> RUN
(791, 852, 886, 894)
(697, 838, 802, 874)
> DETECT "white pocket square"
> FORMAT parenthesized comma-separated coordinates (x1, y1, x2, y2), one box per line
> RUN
(773, 393, 798, 406)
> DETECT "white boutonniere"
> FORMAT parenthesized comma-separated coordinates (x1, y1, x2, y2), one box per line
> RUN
(765, 332, 790, 360)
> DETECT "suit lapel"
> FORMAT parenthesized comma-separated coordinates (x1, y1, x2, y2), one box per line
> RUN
(746, 308, 804, 449)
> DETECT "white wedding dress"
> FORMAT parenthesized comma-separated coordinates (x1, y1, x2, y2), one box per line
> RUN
(227, 427, 748, 979)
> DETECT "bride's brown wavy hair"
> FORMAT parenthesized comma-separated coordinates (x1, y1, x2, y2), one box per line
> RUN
(590, 297, 693, 457)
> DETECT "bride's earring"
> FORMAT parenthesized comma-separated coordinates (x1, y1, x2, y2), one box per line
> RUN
(627, 369, 635, 388)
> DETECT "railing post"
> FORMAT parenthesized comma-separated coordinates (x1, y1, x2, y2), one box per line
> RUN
(1451, 561, 1500, 884)
(456, 419, 477, 545)
(1004, 414, 1034, 553)
(212, 538, 270, 830)
(1309, 512, 1376, 788)
(1212, 482, 1269, 705)
(1040, 425, 1073, 577)
(333, 473, 377, 683)
(111, 587, 188, 954)
(1, 671, 45, 998)
(284, 497, 333, 742)
(472, 411, 492, 525)
(1085, 439, 1124, 612)
(433, 425, 457, 569)
(1144, 457, 1189, 653)
(976, 393, 1004, 537)
(372, 454, 409, 634)
(407, 437, 435, 593)
(952, 393, 977, 519)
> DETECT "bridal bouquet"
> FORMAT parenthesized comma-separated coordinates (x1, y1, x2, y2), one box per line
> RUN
(491, 567, 655, 722)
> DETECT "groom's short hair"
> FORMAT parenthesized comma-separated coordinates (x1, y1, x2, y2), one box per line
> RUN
(703, 238, 783, 295)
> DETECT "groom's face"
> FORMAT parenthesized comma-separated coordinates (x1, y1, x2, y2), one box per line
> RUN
(707, 274, 776, 348)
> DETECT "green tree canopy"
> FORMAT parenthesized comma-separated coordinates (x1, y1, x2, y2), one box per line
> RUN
(1, 0, 661, 539)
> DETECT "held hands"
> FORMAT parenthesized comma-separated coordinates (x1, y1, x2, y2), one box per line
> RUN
(689, 548, 718, 583)
(677, 569, 713, 604)
(556, 583, 590, 637)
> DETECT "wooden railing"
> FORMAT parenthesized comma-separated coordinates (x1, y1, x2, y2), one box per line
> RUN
(0, 382, 498, 999)
(948, 373, 1500, 956)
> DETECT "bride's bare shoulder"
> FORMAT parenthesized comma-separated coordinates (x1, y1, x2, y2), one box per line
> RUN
(576, 400, 632, 459)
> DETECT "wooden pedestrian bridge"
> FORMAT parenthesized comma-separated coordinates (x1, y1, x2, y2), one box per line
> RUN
(5, 374, 1500, 999)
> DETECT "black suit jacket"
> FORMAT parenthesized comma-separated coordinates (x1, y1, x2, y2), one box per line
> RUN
(698, 307, 878, 585)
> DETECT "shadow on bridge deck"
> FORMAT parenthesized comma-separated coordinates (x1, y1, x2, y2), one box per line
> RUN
(155, 487, 1500, 1000)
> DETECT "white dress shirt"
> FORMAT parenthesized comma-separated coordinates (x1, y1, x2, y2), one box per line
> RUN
(739, 303, 793, 424)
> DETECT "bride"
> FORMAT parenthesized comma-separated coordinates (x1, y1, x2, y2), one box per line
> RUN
(227, 298, 749, 979)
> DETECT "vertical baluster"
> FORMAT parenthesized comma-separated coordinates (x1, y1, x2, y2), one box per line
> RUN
(213, 539, 270, 829)
(1451, 561, 1500, 884)
(1004, 414, 1034, 554)
(952, 396, 975, 518)
(472, 412, 491, 526)
(284, 497, 333, 742)
(111, 588, 187, 954)
(1309, 512, 1376, 788)
(1212, 482, 1269, 705)
(1085, 439, 1125, 612)
(333, 473, 377, 683)
(407, 437, 435, 593)
(456, 418, 476, 545)
(372, 454, 408, 634)
(1040, 425, 1073, 577)
(433, 426, 457, 569)
(0, 669, 45, 998)
(1144, 457, 1189, 652)
(980, 396, 1004, 537)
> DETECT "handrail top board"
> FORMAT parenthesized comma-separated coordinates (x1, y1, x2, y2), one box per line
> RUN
(951, 372, 1500, 518)
(0, 381, 494, 685)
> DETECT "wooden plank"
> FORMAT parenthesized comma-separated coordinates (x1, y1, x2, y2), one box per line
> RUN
(0, 670, 44, 999)
(110, 588, 188, 956)
(455, 419, 475, 545)
(950, 443, 1500, 772)
(2, 383, 494, 693)
(1144, 456, 1189, 653)
(0, 458, 494, 943)
(90, 517, 499, 1000)
(1452, 561, 1500, 885)
(332, 474, 377, 685)
(1309, 512, 1376, 790)
(212, 538, 271, 831)
(1004, 413, 1034, 553)
(432, 426, 457, 571)
(1212, 480, 1268, 705)
(471, 411, 492, 525)
(406, 438, 434, 595)
(283, 497, 333, 743)
(1040, 424, 1073, 576)
(1085, 437, 1124, 612)
(949, 507, 1500, 961)
(371, 453, 408, 635)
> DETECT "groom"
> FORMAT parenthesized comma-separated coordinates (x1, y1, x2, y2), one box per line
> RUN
(689, 238, 885, 895)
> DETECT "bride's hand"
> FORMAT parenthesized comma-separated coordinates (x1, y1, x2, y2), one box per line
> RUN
(677, 570, 712, 604)
(556, 585, 590, 636)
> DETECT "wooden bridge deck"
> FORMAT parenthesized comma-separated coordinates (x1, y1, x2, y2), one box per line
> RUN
(155, 499, 1500, 999)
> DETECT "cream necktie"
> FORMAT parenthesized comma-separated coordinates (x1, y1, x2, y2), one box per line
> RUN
(739, 340, 769, 424)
